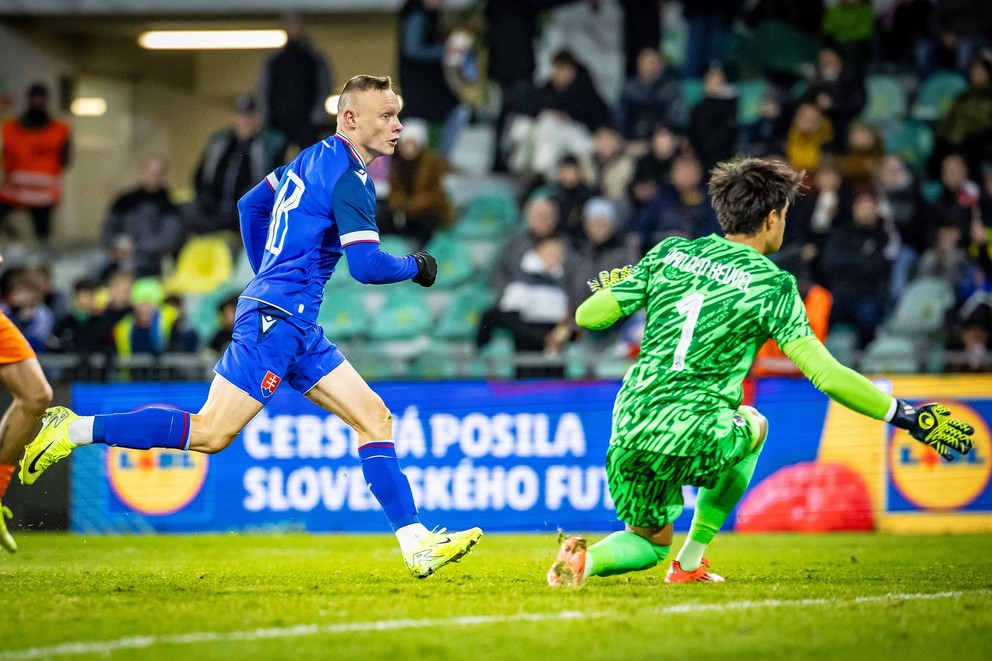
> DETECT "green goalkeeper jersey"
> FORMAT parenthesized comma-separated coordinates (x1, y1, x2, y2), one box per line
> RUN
(607, 234, 814, 454)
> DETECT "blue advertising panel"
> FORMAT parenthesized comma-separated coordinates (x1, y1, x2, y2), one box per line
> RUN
(71, 381, 630, 533)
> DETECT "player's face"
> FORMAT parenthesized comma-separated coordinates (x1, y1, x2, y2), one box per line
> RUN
(353, 89, 403, 161)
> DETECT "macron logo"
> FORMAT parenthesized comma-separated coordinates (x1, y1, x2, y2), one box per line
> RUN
(260, 315, 277, 333)
(356, 170, 368, 185)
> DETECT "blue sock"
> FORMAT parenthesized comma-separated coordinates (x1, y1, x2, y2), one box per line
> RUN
(92, 407, 191, 451)
(358, 441, 420, 531)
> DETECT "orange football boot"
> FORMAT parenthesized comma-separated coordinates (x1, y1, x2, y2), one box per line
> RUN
(665, 558, 725, 583)
(547, 536, 588, 587)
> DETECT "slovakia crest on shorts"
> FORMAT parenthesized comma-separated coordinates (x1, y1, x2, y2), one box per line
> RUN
(260, 371, 281, 398)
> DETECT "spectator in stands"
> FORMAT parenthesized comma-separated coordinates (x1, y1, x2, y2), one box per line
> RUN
(0, 82, 70, 244)
(628, 125, 684, 212)
(746, 89, 789, 157)
(620, 0, 662, 77)
(878, 155, 936, 310)
(589, 126, 636, 207)
(441, 27, 487, 155)
(186, 95, 286, 236)
(112, 279, 195, 358)
(822, 191, 894, 348)
(946, 302, 992, 372)
(100, 154, 184, 280)
(398, 1, 460, 134)
(687, 66, 739, 174)
(786, 102, 833, 172)
(163, 294, 200, 354)
(617, 48, 684, 140)
(506, 49, 612, 179)
(546, 154, 597, 245)
(935, 51, 992, 179)
(101, 270, 134, 330)
(490, 195, 566, 297)
(381, 118, 451, 249)
(49, 278, 113, 357)
(916, 0, 992, 75)
(822, 0, 874, 75)
(839, 122, 885, 192)
(485, 0, 579, 170)
(682, 0, 738, 79)
(877, 0, 935, 69)
(789, 161, 851, 285)
(629, 155, 719, 256)
(798, 47, 865, 150)
(572, 197, 638, 299)
(477, 236, 575, 375)
(0, 268, 53, 352)
(31, 266, 66, 327)
(257, 13, 332, 151)
(932, 154, 992, 251)
(209, 294, 239, 355)
(917, 220, 969, 292)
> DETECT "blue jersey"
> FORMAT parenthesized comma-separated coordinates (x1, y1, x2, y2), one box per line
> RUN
(238, 133, 413, 325)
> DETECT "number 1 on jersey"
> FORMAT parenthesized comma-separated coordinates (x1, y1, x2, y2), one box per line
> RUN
(672, 293, 704, 371)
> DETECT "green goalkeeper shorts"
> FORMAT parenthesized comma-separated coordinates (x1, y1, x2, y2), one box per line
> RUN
(606, 407, 761, 528)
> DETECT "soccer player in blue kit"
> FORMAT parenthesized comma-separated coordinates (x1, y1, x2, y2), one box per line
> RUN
(19, 75, 483, 578)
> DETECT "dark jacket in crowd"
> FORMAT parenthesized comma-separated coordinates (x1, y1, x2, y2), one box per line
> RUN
(533, 62, 612, 132)
(101, 188, 184, 278)
(687, 94, 739, 174)
(617, 68, 684, 139)
(192, 127, 286, 234)
(398, 0, 460, 123)
(258, 37, 332, 148)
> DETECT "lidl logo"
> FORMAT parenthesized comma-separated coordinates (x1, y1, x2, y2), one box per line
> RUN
(107, 447, 208, 515)
(888, 402, 991, 511)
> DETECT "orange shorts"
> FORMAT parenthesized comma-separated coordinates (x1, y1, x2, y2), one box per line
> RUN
(0, 311, 36, 365)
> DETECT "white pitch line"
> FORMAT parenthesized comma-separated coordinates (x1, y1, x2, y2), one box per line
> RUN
(3, 589, 988, 660)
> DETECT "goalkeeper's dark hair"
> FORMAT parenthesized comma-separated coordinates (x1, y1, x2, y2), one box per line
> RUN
(708, 158, 804, 236)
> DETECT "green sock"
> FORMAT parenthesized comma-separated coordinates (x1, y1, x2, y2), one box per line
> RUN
(679, 445, 762, 570)
(586, 531, 670, 578)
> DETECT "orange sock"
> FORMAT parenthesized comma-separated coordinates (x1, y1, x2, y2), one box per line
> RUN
(0, 464, 14, 500)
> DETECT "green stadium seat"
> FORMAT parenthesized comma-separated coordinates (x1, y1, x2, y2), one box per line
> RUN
(864, 74, 908, 123)
(882, 121, 934, 168)
(680, 79, 705, 119)
(911, 71, 967, 121)
(424, 232, 476, 289)
(409, 343, 460, 380)
(886, 277, 955, 336)
(453, 188, 518, 240)
(824, 326, 859, 368)
(736, 79, 769, 125)
(368, 289, 433, 341)
(318, 291, 369, 341)
(435, 285, 494, 341)
(188, 285, 241, 343)
(859, 335, 918, 374)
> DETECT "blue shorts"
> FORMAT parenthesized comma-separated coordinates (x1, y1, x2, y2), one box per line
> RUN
(215, 298, 345, 402)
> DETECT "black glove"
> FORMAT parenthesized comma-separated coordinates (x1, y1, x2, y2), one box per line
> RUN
(890, 399, 975, 461)
(411, 251, 437, 288)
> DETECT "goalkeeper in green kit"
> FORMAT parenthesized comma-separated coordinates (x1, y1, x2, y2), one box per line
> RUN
(547, 157, 975, 587)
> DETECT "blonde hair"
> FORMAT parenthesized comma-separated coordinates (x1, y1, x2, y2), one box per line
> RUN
(337, 75, 393, 115)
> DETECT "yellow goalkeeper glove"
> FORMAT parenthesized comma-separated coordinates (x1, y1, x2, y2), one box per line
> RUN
(587, 265, 634, 293)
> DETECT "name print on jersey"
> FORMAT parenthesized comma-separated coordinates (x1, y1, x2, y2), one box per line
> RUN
(662, 249, 753, 292)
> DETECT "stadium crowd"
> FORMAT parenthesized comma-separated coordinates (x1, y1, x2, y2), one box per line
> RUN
(1, 0, 991, 379)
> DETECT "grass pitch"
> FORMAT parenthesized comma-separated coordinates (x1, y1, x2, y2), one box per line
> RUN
(1, 532, 991, 660)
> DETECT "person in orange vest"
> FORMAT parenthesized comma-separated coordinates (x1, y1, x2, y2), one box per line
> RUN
(752, 261, 833, 377)
(0, 83, 71, 243)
